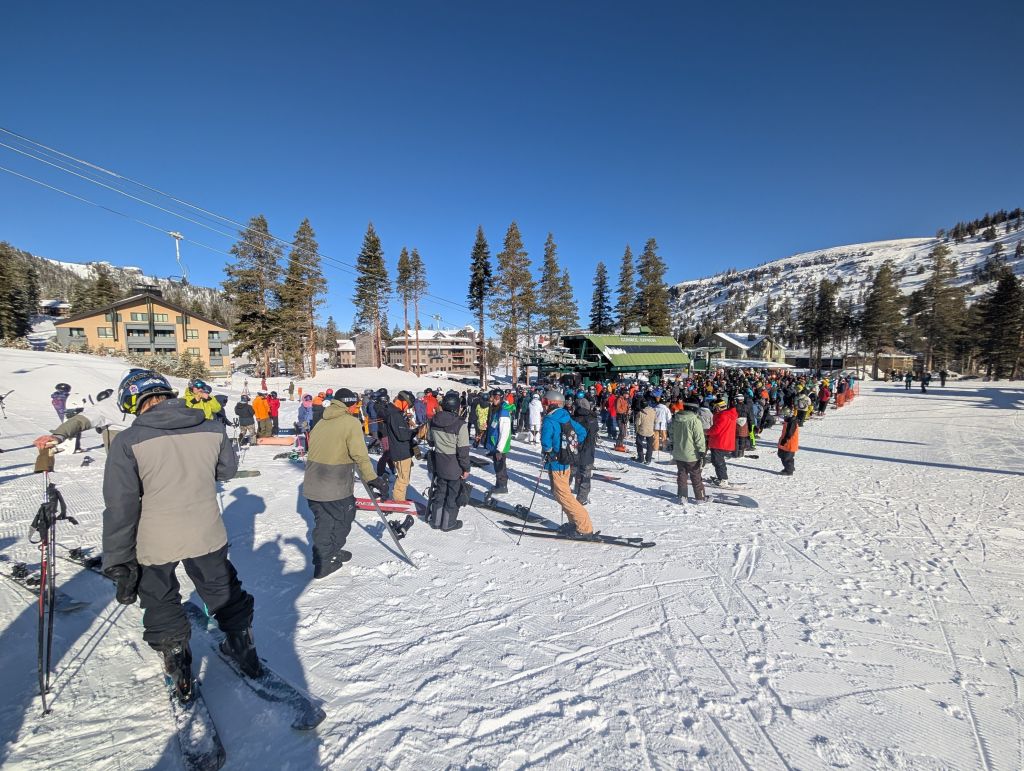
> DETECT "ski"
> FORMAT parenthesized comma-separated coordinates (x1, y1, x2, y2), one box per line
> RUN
(496, 520, 646, 543)
(164, 674, 227, 771)
(470, 492, 544, 523)
(58, 547, 104, 574)
(502, 527, 655, 549)
(593, 474, 620, 482)
(232, 470, 262, 478)
(703, 478, 748, 487)
(183, 602, 327, 731)
(1, 563, 90, 612)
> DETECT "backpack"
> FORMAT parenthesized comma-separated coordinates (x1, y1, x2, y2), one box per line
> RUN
(558, 419, 581, 466)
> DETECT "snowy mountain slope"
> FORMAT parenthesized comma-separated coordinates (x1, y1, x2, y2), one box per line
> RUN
(672, 225, 1024, 333)
(1, 350, 1023, 769)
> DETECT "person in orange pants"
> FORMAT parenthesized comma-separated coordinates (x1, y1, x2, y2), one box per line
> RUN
(541, 391, 595, 538)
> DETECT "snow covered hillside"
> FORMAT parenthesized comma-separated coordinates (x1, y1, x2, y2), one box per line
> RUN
(1, 350, 1023, 769)
(673, 224, 1024, 333)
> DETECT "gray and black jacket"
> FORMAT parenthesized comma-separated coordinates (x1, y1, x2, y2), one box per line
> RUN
(428, 409, 470, 480)
(103, 399, 237, 568)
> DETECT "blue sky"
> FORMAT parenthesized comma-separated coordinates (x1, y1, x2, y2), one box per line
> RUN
(1, 1, 1021, 332)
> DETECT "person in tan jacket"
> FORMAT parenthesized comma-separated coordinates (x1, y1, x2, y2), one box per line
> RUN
(303, 388, 389, 579)
(634, 398, 657, 465)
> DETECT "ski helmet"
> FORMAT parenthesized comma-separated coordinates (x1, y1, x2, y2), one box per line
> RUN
(396, 390, 415, 407)
(441, 391, 460, 413)
(117, 369, 176, 415)
(240, 394, 250, 402)
(190, 379, 209, 391)
(55, 383, 71, 393)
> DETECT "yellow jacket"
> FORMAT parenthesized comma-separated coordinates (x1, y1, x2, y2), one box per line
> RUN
(184, 390, 223, 420)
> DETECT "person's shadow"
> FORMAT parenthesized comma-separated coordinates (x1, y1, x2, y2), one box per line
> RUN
(195, 484, 321, 766)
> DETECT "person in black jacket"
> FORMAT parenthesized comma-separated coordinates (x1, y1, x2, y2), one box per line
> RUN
(427, 391, 471, 531)
(234, 394, 256, 446)
(381, 390, 416, 502)
(571, 396, 600, 506)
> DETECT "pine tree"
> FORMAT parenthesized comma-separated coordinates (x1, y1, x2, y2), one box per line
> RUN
(466, 226, 493, 387)
(277, 219, 325, 376)
(320, 315, 340, 360)
(538, 233, 562, 341)
(633, 238, 671, 335)
(490, 222, 536, 384)
(1016, 240, 1023, 258)
(976, 269, 1024, 378)
(352, 223, 391, 367)
(810, 278, 838, 368)
(557, 268, 579, 333)
(589, 261, 613, 334)
(408, 248, 427, 375)
(860, 260, 901, 376)
(222, 214, 282, 376)
(907, 244, 966, 371)
(396, 247, 413, 372)
(92, 264, 120, 308)
(615, 245, 636, 331)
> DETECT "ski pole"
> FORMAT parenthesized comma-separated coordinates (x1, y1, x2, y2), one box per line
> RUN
(516, 463, 547, 546)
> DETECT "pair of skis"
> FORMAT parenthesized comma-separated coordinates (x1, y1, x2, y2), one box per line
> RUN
(497, 520, 655, 549)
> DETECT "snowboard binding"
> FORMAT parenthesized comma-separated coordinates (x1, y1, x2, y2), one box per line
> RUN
(388, 515, 415, 540)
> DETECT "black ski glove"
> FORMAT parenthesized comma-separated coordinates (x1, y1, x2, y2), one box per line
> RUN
(104, 561, 140, 605)
(366, 476, 390, 500)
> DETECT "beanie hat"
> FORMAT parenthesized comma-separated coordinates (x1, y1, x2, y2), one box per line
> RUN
(335, 388, 358, 406)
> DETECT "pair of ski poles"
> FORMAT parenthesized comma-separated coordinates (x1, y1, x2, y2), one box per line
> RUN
(29, 448, 79, 715)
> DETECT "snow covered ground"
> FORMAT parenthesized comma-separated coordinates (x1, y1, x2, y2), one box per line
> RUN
(1, 350, 1022, 769)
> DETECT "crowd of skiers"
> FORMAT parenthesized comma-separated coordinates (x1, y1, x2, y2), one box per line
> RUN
(16, 364, 856, 709)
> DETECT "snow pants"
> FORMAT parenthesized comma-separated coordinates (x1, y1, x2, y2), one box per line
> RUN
(636, 435, 653, 463)
(308, 497, 357, 576)
(429, 476, 463, 529)
(709, 448, 729, 481)
(257, 418, 272, 437)
(571, 462, 593, 505)
(549, 468, 594, 534)
(675, 460, 705, 501)
(778, 449, 795, 475)
(492, 452, 508, 490)
(392, 457, 413, 502)
(138, 544, 254, 650)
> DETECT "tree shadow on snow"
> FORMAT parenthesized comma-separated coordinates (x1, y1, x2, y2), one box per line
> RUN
(872, 386, 1024, 411)
(799, 444, 1024, 477)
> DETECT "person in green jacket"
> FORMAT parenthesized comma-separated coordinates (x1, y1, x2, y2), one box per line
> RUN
(184, 379, 223, 421)
(303, 388, 389, 579)
(669, 398, 707, 504)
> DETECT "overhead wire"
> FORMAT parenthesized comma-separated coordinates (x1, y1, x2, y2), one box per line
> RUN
(0, 127, 475, 320)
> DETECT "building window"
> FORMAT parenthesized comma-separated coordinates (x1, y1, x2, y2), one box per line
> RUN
(97, 327, 114, 338)
(188, 347, 200, 356)
(208, 331, 221, 341)
(154, 346, 176, 354)
(67, 327, 86, 338)
(186, 329, 199, 340)
(130, 312, 148, 321)
(104, 313, 113, 321)
(152, 313, 169, 322)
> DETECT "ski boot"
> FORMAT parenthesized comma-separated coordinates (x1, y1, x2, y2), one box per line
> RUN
(220, 626, 263, 679)
(556, 522, 577, 536)
(160, 641, 195, 704)
(440, 509, 463, 532)
(313, 549, 352, 580)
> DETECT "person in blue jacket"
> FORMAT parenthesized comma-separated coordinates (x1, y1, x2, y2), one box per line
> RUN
(541, 390, 596, 538)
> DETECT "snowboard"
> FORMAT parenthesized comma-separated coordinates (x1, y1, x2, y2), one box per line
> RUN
(183, 602, 326, 731)
(165, 678, 226, 771)
(593, 474, 620, 482)
(354, 497, 420, 514)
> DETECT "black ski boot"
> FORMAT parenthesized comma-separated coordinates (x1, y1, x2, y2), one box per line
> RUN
(440, 508, 463, 532)
(220, 626, 263, 679)
(160, 641, 195, 704)
(313, 550, 351, 580)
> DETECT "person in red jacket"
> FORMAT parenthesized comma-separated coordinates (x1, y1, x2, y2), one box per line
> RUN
(816, 383, 831, 416)
(423, 388, 440, 420)
(605, 392, 618, 440)
(706, 397, 737, 487)
(267, 391, 281, 435)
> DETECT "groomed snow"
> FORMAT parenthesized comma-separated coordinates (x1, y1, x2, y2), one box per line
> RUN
(1, 350, 1022, 769)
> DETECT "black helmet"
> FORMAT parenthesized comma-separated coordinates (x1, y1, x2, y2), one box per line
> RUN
(117, 369, 177, 415)
(270, 390, 277, 398)
(441, 391, 461, 413)
(240, 394, 250, 403)
(396, 390, 415, 406)
(55, 383, 71, 393)
(489, 388, 503, 398)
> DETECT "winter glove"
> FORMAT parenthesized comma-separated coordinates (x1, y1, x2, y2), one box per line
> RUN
(104, 561, 140, 605)
(366, 476, 390, 500)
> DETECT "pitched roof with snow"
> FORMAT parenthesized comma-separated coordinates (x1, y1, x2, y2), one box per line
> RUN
(712, 332, 769, 350)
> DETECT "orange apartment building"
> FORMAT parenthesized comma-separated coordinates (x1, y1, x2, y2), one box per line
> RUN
(54, 291, 232, 376)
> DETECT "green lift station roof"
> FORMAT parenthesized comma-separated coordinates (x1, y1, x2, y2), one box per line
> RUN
(562, 334, 689, 372)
